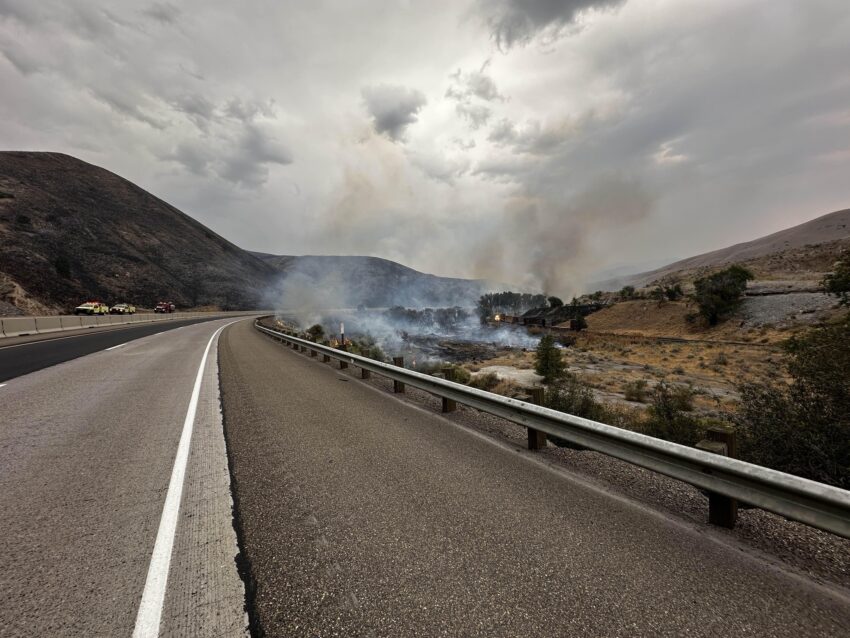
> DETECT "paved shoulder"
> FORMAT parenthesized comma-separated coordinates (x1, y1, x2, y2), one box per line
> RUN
(219, 320, 850, 637)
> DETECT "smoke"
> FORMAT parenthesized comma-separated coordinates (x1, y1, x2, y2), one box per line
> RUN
(470, 176, 654, 296)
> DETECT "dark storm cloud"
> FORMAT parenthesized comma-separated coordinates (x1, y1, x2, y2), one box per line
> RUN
(361, 84, 427, 141)
(478, 0, 626, 49)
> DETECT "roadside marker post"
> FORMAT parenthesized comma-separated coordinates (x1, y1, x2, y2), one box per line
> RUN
(441, 367, 456, 413)
(393, 357, 405, 393)
(527, 387, 547, 450)
(696, 428, 739, 529)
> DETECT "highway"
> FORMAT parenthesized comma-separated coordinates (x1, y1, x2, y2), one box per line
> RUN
(0, 318, 247, 637)
(0, 316, 233, 383)
(1, 317, 848, 637)
(220, 320, 850, 637)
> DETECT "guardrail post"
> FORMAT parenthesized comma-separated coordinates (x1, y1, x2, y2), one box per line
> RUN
(310, 349, 317, 358)
(527, 387, 547, 450)
(393, 357, 405, 393)
(441, 367, 457, 413)
(696, 428, 738, 529)
(361, 367, 371, 379)
(323, 354, 331, 363)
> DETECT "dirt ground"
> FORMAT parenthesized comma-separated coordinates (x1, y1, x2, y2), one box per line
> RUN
(467, 291, 846, 417)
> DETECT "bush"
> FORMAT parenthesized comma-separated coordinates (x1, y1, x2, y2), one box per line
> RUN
(619, 285, 636, 300)
(306, 324, 325, 342)
(443, 365, 471, 384)
(823, 248, 850, 306)
(642, 382, 703, 446)
(736, 318, 850, 488)
(534, 334, 565, 383)
(545, 375, 607, 422)
(623, 379, 648, 403)
(692, 265, 754, 325)
(469, 372, 500, 391)
(547, 296, 564, 308)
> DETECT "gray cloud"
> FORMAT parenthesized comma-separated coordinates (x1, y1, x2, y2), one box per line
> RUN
(361, 84, 427, 141)
(2, 0, 849, 296)
(478, 0, 626, 50)
(143, 2, 180, 25)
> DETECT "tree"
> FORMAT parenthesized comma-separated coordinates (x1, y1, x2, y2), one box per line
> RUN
(534, 334, 565, 383)
(737, 318, 850, 488)
(823, 249, 850, 306)
(547, 296, 564, 308)
(692, 265, 753, 325)
(307, 324, 325, 341)
(572, 315, 588, 331)
(664, 283, 684, 301)
(619, 285, 635, 300)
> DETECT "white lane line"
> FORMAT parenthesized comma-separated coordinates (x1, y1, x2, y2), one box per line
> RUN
(105, 342, 128, 351)
(132, 320, 241, 638)
(0, 383, 6, 388)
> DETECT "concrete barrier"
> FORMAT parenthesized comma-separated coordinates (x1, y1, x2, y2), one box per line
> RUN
(1, 310, 267, 339)
(1, 317, 38, 337)
(60, 316, 83, 330)
(34, 317, 63, 334)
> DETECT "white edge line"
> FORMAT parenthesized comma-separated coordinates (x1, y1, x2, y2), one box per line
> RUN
(131, 319, 241, 638)
(105, 342, 128, 351)
(0, 383, 6, 388)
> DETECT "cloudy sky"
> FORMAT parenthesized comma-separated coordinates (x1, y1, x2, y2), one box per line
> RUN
(1, 0, 849, 293)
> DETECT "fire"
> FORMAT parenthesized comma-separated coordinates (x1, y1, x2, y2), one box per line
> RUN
(494, 314, 501, 321)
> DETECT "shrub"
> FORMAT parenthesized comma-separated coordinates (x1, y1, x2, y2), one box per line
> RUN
(736, 318, 850, 488)
(534, 334, 565, 383)
(306, 324, 325, 342)
(623, 379, 648, 403)
(822, 248, 850, 306)
(692, 265, 754, 325)
(547, 296, 564, 308)
(619, 285, 636, 300)
(443, 365, 471, 384)
(642, 382, 703, 446)
(469, 372, 500, 391)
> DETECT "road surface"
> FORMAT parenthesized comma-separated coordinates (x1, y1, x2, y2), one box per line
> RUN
(219, 320, 850, 637)
(0, 316, 233, 383)
(0, 318, 247, 637)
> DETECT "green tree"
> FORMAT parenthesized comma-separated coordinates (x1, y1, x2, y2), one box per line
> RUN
(823, 249, 850, 306)
(692, 265, 754, 325)
(534, 334, 565, 383)
(619, 285, 635, 300)
(547, 296, 564, 308)
(737, 318, 850, 488)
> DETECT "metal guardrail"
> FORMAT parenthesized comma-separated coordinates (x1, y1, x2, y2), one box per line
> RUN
(255, 321, 850, 539)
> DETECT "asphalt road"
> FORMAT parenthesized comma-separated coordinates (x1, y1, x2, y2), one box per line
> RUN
(220, 320, 850, 637)
(0, 316, 234, 383)
(0, 318, 247, 637)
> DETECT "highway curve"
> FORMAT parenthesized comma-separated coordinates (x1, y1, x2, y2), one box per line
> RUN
(0, 318, 247, 637)
(219, 320, 850, 637)
(0, 316, 234, 383)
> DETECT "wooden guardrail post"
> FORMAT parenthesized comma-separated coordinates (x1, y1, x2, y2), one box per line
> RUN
(527, 387, 547, 450)
(310, 349, 317, 357)
(696, 428, 738, 529)
(441, 366, 457, 413)
(393, 357, 405, 393)
(361, 367, 371, 379)
(323, 353, 331, 363)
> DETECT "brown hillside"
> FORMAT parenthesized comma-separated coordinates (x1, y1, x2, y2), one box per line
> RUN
(0, 152, 278, 312)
